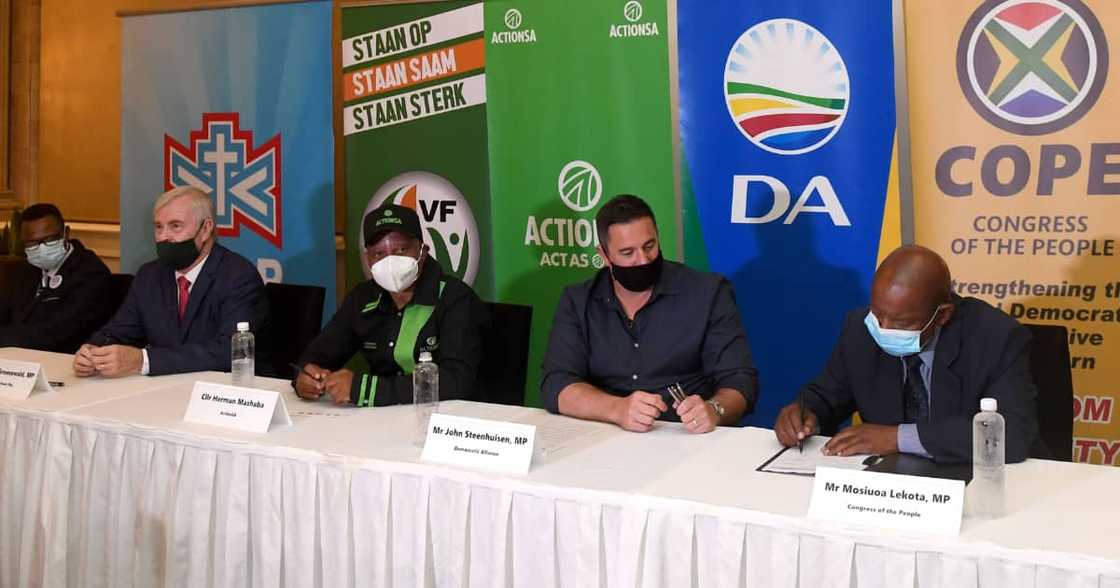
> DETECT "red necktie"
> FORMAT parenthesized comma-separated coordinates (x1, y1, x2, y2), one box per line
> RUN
(177, 276, 191, 322)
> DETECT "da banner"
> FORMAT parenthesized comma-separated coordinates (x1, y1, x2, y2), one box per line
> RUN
(120, 1, 335, 317)
(678, 0, 901, 426)
(341, 1, 493, 298)
(906, 0, 1120, 464)
(485, 0, 678, 407)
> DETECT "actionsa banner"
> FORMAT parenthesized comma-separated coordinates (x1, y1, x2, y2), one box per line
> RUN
(341, 1, 493, 300)
(485, 0, 679, 407)
(678, 0, 901, 425)
(120, 1, 336, 319)
(906, 0, 1120, 464)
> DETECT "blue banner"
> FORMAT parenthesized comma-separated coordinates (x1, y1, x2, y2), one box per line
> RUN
(120, 1, 335, 319)
(678, 0, 898, 425)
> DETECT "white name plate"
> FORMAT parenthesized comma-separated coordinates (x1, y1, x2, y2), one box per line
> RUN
(808, 466, 965, 536)
(421, 413, 535, 475)
(0, 359, 53, 399)
(183, 381, 292, 434)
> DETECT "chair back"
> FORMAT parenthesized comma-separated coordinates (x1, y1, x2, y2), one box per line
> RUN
(476, 302, 533, 405)
(1023, 323, 1074, 461)
(262, 282, 326, 379)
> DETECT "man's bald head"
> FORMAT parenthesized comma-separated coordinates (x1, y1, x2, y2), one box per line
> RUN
(870, 245, 954, 335)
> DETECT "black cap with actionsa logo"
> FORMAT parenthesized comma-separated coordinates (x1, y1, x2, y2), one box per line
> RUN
(363, 203, 423, 246)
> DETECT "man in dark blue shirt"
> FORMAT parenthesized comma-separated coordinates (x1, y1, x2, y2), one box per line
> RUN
(541, 194, 759, 433)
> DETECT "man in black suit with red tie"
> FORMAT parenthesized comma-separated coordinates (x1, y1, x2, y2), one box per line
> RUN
(774, 245, 1040, 463)
(74, 186, 268, 377)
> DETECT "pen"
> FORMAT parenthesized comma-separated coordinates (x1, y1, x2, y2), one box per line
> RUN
(797, 390, 805, 454)
(289, 362, 322, 382)
(49, 381, 65, 387)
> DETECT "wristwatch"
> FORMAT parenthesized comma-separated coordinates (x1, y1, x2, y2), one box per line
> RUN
(707, 398, 725, 420)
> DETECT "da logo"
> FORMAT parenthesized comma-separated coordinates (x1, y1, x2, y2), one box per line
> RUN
(165, 112, 282, 247)
(957, 0, 1108, 135)
(558, 160, 602, 212)
(505, 8, 523, 30)
(363, 171, 480, 285)
(723, 19, 849, 155)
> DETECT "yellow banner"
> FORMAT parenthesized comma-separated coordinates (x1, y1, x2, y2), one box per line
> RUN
(906, 0, 1119, 464)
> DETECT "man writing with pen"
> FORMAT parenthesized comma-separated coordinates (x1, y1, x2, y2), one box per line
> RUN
(774, 245, 1041, 463)
(540, 194, 759, 433)
(293, 204, 488, 407)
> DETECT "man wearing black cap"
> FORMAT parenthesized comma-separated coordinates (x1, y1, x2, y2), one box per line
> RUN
(294, 203, 488, 407)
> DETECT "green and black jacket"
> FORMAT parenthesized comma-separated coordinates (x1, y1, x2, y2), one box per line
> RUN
(296, 257, 488, 406)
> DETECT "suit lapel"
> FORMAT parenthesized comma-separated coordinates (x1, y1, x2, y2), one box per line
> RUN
(873, 350, 905, 423)
(160, 263, 179, 340)
(930, 309, 964, 420)
(180, 246, 221, 343)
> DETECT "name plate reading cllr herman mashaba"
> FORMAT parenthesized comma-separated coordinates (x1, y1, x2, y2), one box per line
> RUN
(183, 381, 292, 434)
(421, 413, 535, 475)
(808, 466, 965, 536)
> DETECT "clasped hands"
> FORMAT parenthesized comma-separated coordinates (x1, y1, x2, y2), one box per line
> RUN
(774, 402, 899, 457)
(615, 390, 717, 434)
(295, 363, 354, 405)
(73, 343, 143, 378)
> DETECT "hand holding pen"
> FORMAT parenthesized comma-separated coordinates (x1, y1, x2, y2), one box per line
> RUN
(292, 362, 329, 401)
(775, 397, 819, 450)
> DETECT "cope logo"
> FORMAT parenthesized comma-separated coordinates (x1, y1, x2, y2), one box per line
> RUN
(558, 160, 603, 212)
(957, 0, 1108, 135)
(165, 113, 282, 247)
(724, 19, 849, 155)
(363, 171, 480, 285)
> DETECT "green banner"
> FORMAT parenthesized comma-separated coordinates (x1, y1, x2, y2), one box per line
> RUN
(341, 1, 493, 299)
(485, 0, 678, 407)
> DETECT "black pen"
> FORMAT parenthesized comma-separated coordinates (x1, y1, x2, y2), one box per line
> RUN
(797, 390, 805, 454)
(49, 381, 65, 387)
(289, 362, 323, 382)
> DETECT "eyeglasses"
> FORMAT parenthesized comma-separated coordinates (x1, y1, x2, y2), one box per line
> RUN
(24, 234, 64, 251)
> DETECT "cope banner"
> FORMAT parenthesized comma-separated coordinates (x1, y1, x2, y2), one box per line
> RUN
(906, 0, 1120, 464)
(485, 0, 678, 407)
(678, 0, 901, 425)
(340, 1, 494, 300)
(120, 1, 336, 319)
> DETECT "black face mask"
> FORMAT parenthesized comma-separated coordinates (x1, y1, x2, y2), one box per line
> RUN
(609, 251, 663, 293)
(156, 223, 205, 271)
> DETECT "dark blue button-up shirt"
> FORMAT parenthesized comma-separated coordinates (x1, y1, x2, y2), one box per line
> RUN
(540, 260, 759, 420)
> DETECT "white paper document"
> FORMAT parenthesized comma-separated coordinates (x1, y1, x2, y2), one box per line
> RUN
(757, 436, 877, 475)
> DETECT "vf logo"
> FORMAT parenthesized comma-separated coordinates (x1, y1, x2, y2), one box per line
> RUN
(364, 171, 480, 285)
(558, 160, 603, 212)
(624, 1, 643, 23)
(505, 9, 523, 30)
(165, 113, 282, 247)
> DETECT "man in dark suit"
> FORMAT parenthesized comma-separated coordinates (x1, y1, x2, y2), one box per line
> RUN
(774, 245, 1039, 463)
(0, 203, 114, 352)
(74, 186, 268, 377)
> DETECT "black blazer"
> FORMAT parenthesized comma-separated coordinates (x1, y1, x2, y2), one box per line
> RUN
(800, 296, 1040, 463)
(0, 240, 114, 353)
(89, 243, 269, 375)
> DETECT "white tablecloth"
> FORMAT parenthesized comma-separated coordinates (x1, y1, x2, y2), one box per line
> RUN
(1, 351, 1118, 587)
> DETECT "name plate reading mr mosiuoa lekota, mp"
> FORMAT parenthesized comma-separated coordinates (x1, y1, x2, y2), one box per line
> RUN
(421, 413, 536, 475)
(808, 466, 965, 536)
(183, 381, 292, 434)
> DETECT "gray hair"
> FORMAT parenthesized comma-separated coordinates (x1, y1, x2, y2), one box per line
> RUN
(154, 186, 214, 223)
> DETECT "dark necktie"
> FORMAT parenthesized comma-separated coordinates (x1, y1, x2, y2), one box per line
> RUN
(902, 354, 929, 423)
(177, 276, 191, 322)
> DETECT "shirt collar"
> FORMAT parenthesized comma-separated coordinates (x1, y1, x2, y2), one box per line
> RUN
(918, 328, 940, 366)
(176, 252, 209, 285)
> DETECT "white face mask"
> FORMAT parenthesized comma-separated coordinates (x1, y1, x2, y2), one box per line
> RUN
(371, 254, 420, 293)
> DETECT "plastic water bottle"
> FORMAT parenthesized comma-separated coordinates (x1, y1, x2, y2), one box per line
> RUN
(231, 322, 255, 388)
(413, 352, 439, 446)
(969, 397, 1005, 518)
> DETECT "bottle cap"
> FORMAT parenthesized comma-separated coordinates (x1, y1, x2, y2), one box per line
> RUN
(237, 322, 250, 332)
(418, 351, 433, 362)
(980, 398, 997, 412)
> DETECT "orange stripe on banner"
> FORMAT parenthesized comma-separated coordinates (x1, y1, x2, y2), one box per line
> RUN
(877, 134, 903, 265)
(344, 37, 485, 103)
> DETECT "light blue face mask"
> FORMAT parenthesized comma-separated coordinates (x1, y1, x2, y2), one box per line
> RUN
(25, 239, 67, 272)
(864, 307, 942, 357)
